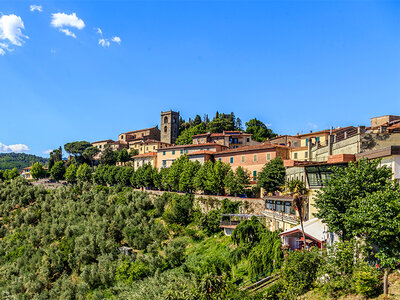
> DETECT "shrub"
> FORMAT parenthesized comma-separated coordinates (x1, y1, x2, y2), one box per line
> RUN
(353, 262, 382, 297)
(278, 249, 321, 298)
(198, 210, 221, 236)
(162, 194, 194, 225)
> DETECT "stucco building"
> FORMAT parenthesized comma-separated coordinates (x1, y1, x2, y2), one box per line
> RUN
(192, 131, 259, 149)
(213, 144, 290, 182)
(157, 143, 227, 169)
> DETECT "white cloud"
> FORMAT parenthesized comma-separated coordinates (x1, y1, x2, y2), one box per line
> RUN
(51, 12, 85, 29)
(0, 142, 30, 153)
(96, 27, 102, 35)
(59, 28, 76, 38)
(0, 14, 29, 55)
(43, 149, 52, 155)
(98, 38, 110, 47)
(111, 36, 121, 44)
(30, 5, 43, 12)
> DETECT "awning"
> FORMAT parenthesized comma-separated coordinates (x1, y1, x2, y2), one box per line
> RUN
(280, 218, 329, 243)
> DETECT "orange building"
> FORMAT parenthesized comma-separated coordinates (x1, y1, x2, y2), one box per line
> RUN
(213, 144, 290, 181)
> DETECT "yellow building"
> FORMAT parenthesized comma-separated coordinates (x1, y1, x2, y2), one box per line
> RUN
(192, 131, 259, 149)
(131, 152, 157, 170)
(129, 139, 170, 155)
(157, 143, 227, 169)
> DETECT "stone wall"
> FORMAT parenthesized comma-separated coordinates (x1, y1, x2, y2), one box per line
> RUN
(138, 189, 266, 215)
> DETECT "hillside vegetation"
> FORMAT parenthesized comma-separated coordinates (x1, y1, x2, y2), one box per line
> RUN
(0, 178, 282, 299)
(0, 153, 48, 170)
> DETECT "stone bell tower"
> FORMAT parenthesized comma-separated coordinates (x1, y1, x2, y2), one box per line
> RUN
(161, 110, 180, 144)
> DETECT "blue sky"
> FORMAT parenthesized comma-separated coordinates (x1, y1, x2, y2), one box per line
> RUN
(1, 1, 400, 156)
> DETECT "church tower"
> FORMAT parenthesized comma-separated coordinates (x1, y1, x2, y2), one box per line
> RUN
(161, 110, 180, 144)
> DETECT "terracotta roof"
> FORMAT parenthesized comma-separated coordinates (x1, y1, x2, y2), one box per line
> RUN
(192, 131, 251, 138)
(187, 150, 215, 156)
(125, 126, 159, 135)
(214, 144, 288, 155)
(159, 143, 228, 151)
(112, 140, 128, 145)
(92, 139, 114, 144)
(133, 151, 157, 158)
(129, 139, 167, 145)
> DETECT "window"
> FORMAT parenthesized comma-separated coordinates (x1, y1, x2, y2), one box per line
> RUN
(247, 138, 250, 142)
(172, 117, 176, 124)
(185, 149, 188, 154)
(219, 158, 222, 161)
(316, 137, 320, 142)
(294, 153, 298, 159)
(163, 151, 166, 156)
(153, 146, 155, 150)
(253, 170, 257, 180)
(137, 162, 139, 167)
(267, 153, 271, 160)
(266, 200, 275, 210)
(305, 151, 308, 158)
(164, 126, 168, 133)
(253, 154, 258, 162)
(146, 147, 148, 151)
(241, 156, 245, 163)
(172, 150, 175, 155)
(180, 150, 183, 154)
(305, 138, 309, 146)
(162, 160, 166, 167)
(99, 145, 102, 149)
(164, 116, 168, 123)
(285, 202, 295, 214)
(294, 141, 298, 147)
(230, 157, 233, 164)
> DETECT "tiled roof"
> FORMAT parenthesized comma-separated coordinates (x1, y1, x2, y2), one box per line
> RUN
(159, 143, 228, 150)
(192, 131, 251, 138)
(187, 150, 215, 156)
(92, 139, 114, 144)
(133, 151, 157, 158)
(112, 140, 128, 145)
(125, 126, 159, 135)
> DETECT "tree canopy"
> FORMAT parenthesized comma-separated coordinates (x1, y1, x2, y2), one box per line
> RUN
(245, 118, 277, 142)
(314, 159, 395, 240)
(257, 157, 286, 195)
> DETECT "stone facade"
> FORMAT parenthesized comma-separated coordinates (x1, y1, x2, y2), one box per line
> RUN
(192, 131, 260, 149)
(161, 110, 180, 144)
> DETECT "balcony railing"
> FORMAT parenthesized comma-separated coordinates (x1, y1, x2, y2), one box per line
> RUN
(263, 209, 299, 225)
(220, 220, 241, 227)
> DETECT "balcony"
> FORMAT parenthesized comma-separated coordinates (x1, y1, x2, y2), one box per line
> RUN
(262, 209, 299, 225)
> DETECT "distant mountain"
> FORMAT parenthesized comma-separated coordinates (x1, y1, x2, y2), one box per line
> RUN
(0, 153, 48, 170)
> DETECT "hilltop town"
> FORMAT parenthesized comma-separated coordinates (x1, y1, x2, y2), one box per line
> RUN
(81, 111, 400, 244)
(2, 111, 400, 299)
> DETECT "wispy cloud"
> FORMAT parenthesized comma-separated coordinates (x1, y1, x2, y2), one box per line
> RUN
(51, 12, 84, 38)
(0, 14, 29, 55)
(59, 28, 76, 38)
(30, 5, 43, 12)
(43, 149, 52, 155)
(0, 142, 30, 153)
(98, 38, 110, 47)
(96, 27, 121, 48)
(111, 36, 121, 44)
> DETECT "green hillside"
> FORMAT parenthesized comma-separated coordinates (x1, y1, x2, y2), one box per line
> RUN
(0, 153, 48, 170)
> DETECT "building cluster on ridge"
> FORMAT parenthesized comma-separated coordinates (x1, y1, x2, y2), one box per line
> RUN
(91, 111, 400, 249)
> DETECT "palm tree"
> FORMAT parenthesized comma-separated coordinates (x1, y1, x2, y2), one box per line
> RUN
(284, 179, 310, 249)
